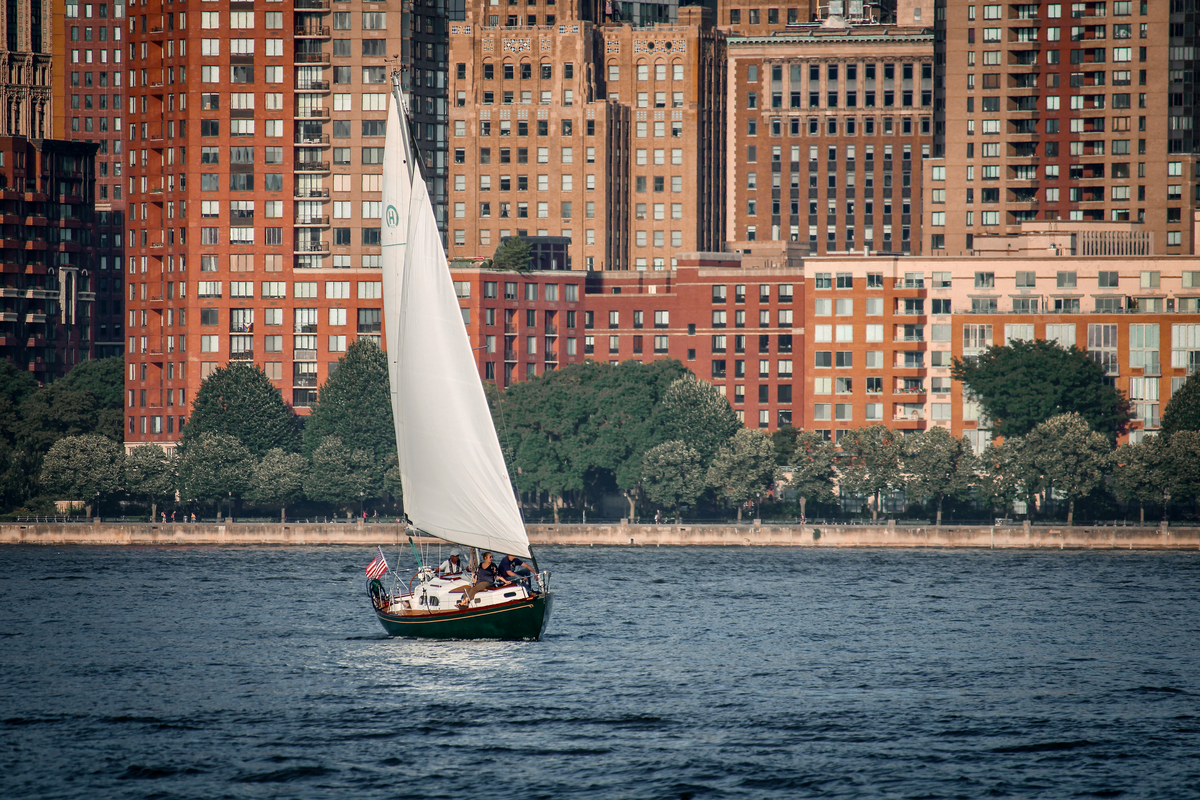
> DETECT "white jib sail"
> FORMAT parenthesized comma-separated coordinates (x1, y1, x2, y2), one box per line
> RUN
(381, 88, 414, 460)
(382, 92, 532, 559)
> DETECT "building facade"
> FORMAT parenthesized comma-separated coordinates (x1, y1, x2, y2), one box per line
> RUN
(1, 0, 53, 139)
(122, 0, 403, 451)
(928, 0, 1200, 255)
(727, 21, 934, 255)
(455, 233, 1200, 447)
(0, 135, 99, 383)
(51, 0, 126, 359)
(444, 4, 727, 271)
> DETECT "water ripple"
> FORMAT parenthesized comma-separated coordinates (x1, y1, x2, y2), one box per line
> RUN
(1, 546, 1198, 798)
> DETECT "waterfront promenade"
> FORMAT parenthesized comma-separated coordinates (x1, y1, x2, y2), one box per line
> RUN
(3, 521, 1198, 549)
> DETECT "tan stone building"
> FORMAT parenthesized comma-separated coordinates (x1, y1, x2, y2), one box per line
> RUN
(1, 0, 53, 139)
(445, 4, 727, 271)
(928, 0, 1200, 255)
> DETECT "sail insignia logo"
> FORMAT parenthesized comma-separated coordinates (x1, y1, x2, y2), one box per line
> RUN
(385, 205, 400, 229)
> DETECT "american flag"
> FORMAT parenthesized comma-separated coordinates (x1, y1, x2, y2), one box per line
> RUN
(365, 547, 389, 580)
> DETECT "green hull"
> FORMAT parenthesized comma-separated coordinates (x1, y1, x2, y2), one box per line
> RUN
(375, 592, 553, 641)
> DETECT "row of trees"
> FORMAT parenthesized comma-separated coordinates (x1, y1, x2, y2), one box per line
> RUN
(35, 340, 400, 519)
(0, 356, 125, 513)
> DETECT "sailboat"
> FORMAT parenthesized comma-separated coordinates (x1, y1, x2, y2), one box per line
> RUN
(366, 78, 553, 641)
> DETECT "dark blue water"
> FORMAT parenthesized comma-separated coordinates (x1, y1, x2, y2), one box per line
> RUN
(1, 546, 1198, 799)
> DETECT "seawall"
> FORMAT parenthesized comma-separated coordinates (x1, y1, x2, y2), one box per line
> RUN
(3, 521, 1199, 549)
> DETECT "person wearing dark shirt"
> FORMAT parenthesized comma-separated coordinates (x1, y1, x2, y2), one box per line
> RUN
(457, 551, 509, 608)
(498, 555, 533, 588)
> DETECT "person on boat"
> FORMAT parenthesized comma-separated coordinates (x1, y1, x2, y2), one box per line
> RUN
(497, 554, 534, 589)
(457, 551, 509, 608)
(436, 549, 468, 577)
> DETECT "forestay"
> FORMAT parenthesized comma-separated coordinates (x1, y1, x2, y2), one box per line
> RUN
(382, 90, 531, 559)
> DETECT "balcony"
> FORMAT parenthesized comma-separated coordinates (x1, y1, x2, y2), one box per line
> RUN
(0, 311, 17, 322)
(895, 335, 925, 342)
(294, 107, 330, 119)
(294, 241, 330, 253)
(295, 0, 331, 9)
(503, 349, 517, 361)
(294, 187, 330, 199)
(294, 52, 330, 64)
(294, 24, 331, 37)
(294, 215, 331, 226)
(297, 80, 331, 92)
(544, 323, 557, 335)
(295, 133, 331, 146)
(294, 161, 330, 173)
(229, 323, 254, 333)
(24, 313, 47, 323)
(229, 350, 255, 361)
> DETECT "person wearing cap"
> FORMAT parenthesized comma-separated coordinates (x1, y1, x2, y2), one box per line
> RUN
(436, 549, 468, 577)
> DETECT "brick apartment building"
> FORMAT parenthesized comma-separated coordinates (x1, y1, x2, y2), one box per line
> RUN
(0, 135, 100, 383)
(453, 223, 1200, 447)
(444, 4, 727, 270)
(51, 0, 127, 360)
(928, 0, 1200, 255)
(726, 20, 934, 254)
(122, 0, 407, 451)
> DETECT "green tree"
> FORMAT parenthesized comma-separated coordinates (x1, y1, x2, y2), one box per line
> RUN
(0, 360, 39, 511)
(952, 339, 1131, 439)
(17, 357, 125, 452)
(1156, 430, 1200, 520)
(642, 440, 705, 519)
(975, 440, 1028, 518)
(771, 425, 801, 467)
(496, 359, 691, 519)
(39, 434, 125, 516)
(1111, 439, 1163, 524)
(786, 431, 837, 521)
(836, 424, 903, 520)
(177, 432, 257, 518)
(903, 428, 976, 526)
(125, 444, 178, 522)
(303, 338, 396, 489)
(251, 448, 308, 521)
(1160, 372, 1200, 437)
(707, 428, 779, 521)
(181, 362, 300, 458)
(303, 435, 373, 510)
(1022, 412, 1112, 525)
(492, 236, 533, 272)
(659, 374, 742, 463)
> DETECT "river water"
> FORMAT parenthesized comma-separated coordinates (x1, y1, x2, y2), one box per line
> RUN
(1, 545, 1198, 799)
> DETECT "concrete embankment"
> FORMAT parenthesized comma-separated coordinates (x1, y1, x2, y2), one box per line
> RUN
(3, 521, 1199, 549)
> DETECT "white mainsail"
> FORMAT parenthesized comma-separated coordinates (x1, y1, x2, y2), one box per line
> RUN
(382, 90, 532, 559)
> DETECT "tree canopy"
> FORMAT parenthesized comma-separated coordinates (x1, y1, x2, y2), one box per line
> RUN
(495, 358, 692, 516)
(1021, 412, 1112, 525)
(181, 362, 301, 458)
(952, 339, 1131, 439)
(784, 430, 837, 519)
(252, 448, 309, 519)
(303, 435, 374, 506)
(492, 236, 533, 272)
(1160, 372, 1200, 437)
(658, 374, 743, 463)
(177, 432, 256, 508)
(707, 428, 778, 520)
(125, 444, 178, 516)
(836, 425, 902, 519)
(642, 440, 705, 516)
(39, 434, 125, 509)
(903, 427, 975, 525)
(303, 339, 396, 475)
